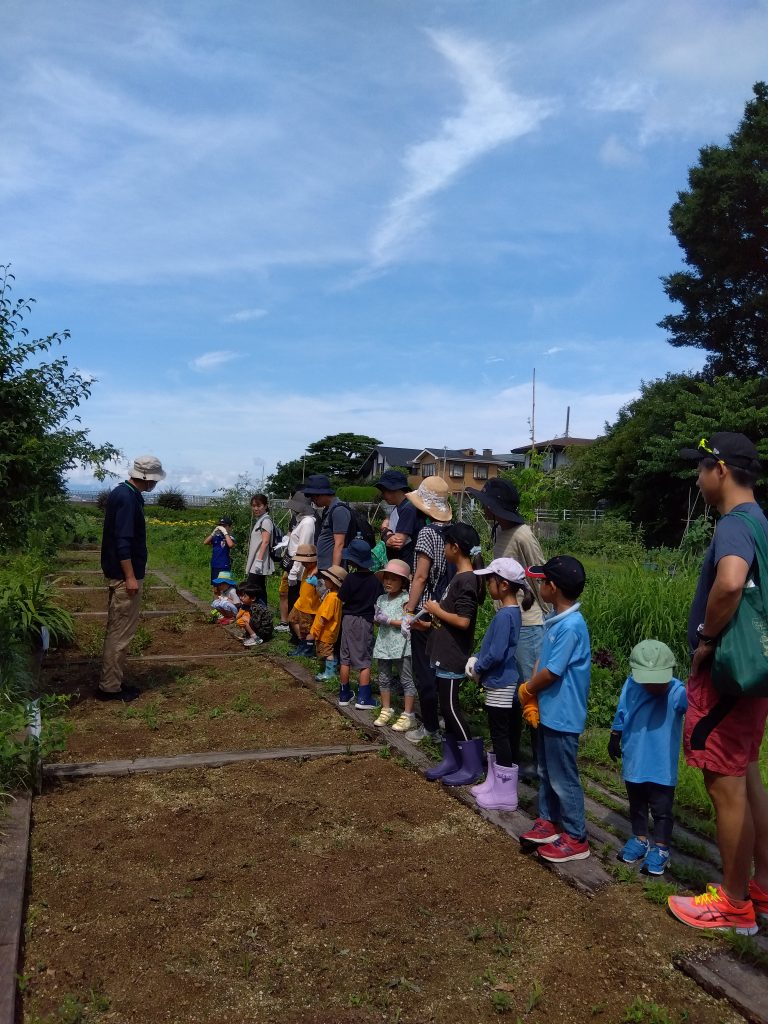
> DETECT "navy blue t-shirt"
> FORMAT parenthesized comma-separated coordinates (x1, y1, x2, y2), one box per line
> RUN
(688, 501, 768, 651)
(339, 571, 384, 621)
(101, 482, 147, 580)
(210, 531, 234, 572)
(387, 497, 426, 569)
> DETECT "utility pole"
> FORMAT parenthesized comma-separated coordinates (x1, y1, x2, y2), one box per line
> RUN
(530, 368, 536, 448)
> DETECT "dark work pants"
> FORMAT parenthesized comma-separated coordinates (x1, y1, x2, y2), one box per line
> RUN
(246, 573, 268, 608)
(486, 705, 517, 768)
(437, 676, 471, 741)
(625, 781, 676, 845)
(410, 628, 440, 733)
(287, 581, 300, 613)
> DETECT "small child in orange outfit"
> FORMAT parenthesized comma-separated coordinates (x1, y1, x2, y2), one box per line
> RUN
(311, 565, 347, 681)
(288, 544, 322, 658)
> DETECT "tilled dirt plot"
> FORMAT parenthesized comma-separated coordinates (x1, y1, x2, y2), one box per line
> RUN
(55, 588, 190, 613)
(50, 572, 166, 588)
(23, 758, 738, 1024)
(45, 660, 357, 761)
(50, 611, 239, 661)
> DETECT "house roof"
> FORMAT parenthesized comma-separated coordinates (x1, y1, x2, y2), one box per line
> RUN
(412, 448, 521, 466)
(510, 437, 596, 454)
(358, 446, 423, 475)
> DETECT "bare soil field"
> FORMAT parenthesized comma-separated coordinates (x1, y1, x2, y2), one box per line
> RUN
(44, 659, 358, 762)
(21, 757, 739, 1024)
(55, 588, 190, 613)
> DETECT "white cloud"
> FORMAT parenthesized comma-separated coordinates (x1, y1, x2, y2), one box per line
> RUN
(223, 308, 268, 324)
(599, 135, 639, 167)
(543, 346, 563, 356)
(586, 78, 654, 115)
(367, 30, 553, 269)
(189, 350, 238, 372)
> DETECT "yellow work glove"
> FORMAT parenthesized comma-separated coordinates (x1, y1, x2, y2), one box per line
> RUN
(517, 682, 540, 728)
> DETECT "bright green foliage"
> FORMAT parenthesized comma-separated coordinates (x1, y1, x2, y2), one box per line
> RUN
(336, 485, 380, 502)
(502, 452, 575, 521)
(660, 82, 768, 377)
(568, 373, 768, 544)
(0, 267, 120, 551)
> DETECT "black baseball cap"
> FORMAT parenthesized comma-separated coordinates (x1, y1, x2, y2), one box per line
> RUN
(526, 555, 586, 598)
(679, 432, 762, 471)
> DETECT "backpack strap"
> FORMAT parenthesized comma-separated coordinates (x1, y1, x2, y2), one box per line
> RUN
(689, 693, 739, 749)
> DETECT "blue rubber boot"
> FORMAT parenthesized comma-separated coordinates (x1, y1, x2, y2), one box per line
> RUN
(442, 738, 485, 787)
(425, 734, 460, 781)
(315, 658, 339, 681)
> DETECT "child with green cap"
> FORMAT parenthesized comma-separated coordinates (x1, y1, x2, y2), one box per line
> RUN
(608, 639, 688, 875)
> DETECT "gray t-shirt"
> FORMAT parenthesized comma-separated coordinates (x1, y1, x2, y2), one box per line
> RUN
(688, 501, 768, 651)
(316, 498, 352, 570)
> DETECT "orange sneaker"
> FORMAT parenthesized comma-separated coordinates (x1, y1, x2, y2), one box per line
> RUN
(668, 884, 757, 935)
(748, 878, 768, 921)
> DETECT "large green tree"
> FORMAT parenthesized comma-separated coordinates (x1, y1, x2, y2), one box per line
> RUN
(569, 373, 768, 545)
(659, 82, 768, 376)
(267, 432, 382, 497)
(0, 267, 120, 549)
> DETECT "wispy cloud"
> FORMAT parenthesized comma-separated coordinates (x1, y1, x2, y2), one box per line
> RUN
(543, 346, 563, 356)
(223, 308, 267, 324)
(189, 350, 238, 372)
(367, 30, 552, 270)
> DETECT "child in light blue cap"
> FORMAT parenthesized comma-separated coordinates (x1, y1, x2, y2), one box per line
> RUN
(609, 639, 688, 875)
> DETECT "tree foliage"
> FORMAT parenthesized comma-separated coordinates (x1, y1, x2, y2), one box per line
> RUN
(659, 82, 768, 376)
(267, 432, 382, 497)
(0, 267, 120, 550)
(567, 373, 768, 545)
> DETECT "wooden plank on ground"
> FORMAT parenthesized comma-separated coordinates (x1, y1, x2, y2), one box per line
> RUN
(55, 585, 172, 592)
(153, 571, 210, 611)
(53, 653, 256, 667)
(44, 744, 381, 780)
(677, 952, 768, 1024)
(273, 656, 613, 897)
(0, 793, 32, 1024)
(71, 610, 186, 618)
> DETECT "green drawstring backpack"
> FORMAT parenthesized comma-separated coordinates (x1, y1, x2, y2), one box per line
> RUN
(712, 510, 768, 697)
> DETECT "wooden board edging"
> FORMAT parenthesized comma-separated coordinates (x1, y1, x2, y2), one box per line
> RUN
(677, 951, 768, 1024)
(0, 793, 32, 1024)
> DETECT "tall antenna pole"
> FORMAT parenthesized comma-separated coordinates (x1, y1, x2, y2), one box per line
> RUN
(565, 405, 570, 438)
(530, 368, 536, 448)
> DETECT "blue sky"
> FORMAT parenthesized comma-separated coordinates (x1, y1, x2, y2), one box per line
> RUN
(4, 0, 767, 492)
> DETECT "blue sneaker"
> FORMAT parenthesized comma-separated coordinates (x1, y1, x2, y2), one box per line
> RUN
(354, 685, 377, 710)
(619, 836, 649, 864)
(338, 686, 355, 706)
(643, 845, 670, 875)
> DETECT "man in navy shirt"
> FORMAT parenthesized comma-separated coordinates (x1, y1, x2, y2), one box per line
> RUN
(375, 469, 424, 571)
(668, 433, 768, 936)
(99, 455, 166, 701)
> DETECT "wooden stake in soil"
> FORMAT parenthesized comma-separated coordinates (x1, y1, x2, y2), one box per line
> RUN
(0, 793, 32, 1024)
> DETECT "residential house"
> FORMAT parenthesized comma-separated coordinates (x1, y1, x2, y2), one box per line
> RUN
(510, 436, 595, 471)
(358, 445, 423, 481)
(408, 448, 525, 497)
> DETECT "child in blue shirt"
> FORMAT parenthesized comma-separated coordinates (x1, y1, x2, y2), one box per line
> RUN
(517, 555, 591, 863)
(465, 558, 536, 812)
(609, 639, 688, 875)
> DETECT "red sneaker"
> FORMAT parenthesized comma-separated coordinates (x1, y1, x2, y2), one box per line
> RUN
(217, 616, 235, 625)
(748, 878, 768, 921)
(520, 818, 560, 845)
(668, 884, 758, 935)
(538, 833, 590, 863)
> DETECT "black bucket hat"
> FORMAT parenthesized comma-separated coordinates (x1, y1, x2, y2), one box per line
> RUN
(375, 469, 411, 492)
(302, 474, 336, 496)
(465, 478, 524, 525)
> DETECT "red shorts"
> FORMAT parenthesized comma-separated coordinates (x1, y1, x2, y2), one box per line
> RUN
(684, 664, 768, 777)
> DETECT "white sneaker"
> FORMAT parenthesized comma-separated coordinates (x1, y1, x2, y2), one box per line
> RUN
(274, 623, 290, 633)
(392, 712, 416, 733)
(405, 724, 428, 743)
(374, 707, 397, 727)
(243, 637, 262, 647)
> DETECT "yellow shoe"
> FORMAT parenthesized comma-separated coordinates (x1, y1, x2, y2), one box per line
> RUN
(374, 707, 396, 727)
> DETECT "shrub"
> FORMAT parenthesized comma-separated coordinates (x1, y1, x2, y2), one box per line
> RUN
(96, 488, 112, 510)
(156, 488, 187, 511)
(336, 485, 380, 503)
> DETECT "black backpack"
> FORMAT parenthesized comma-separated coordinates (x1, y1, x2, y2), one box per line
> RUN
(318, 501, 375, 548)
(249, 602, 274, 641)
(269, 520, 284, 560)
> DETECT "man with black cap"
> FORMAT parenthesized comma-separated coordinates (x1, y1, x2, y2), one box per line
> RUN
(99, 454, 166, 701)
(668, 432, 768, 935)
(466, 478, 550, 767)
(374, 469, 424, 570)
(302, 473, 351, 570)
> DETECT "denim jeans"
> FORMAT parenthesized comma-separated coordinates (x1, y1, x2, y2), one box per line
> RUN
(510, 625, 545, 765)
(537, 724, 586, 841)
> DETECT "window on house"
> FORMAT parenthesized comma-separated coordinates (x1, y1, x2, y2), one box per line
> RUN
(473, 464, 489, 480)
(422, 462, 436, 477)
(449, 462, 464, 478)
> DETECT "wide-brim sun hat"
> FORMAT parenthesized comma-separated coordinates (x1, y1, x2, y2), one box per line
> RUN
(474, 557, 526, 584)
(286, 491, 314, 514)
(130, 455, 166, 481)
(302, 473, 336, 496)
(375, 469, 411, 492)
(629, 639, 676, 684)
(293, 544, 318, 563)
(343, 537, 373, 569)
(320, 565, 348, 588)
(405, 477, 452, 523)
(465, 478, 524, 525)
(212, 572, 237, 587)
(376, 558, 411, 583)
